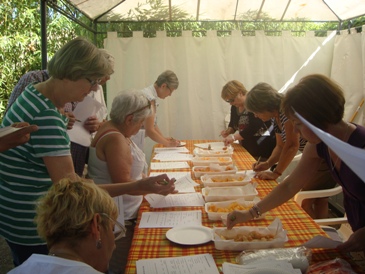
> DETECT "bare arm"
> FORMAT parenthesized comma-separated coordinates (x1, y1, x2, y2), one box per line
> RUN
(43, 155, 77, 183)
(227, 143, 321, 229)
(144, 101, 179, 147)
(254, 119, 300, 179)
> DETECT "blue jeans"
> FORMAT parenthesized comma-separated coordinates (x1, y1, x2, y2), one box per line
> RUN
(6, 240, 48, 266)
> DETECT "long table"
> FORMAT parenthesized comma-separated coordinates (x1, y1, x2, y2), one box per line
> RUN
(125, 140, 357, 273)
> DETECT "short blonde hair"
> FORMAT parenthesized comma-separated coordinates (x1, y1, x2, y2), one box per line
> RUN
(155, 70, 179, 90)
(47, 37, 113, 81)
(35, 177, 117, 249)
(221, 80, 248, 100)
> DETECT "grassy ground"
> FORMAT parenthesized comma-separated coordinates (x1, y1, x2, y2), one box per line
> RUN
(0, 237, 13, 274)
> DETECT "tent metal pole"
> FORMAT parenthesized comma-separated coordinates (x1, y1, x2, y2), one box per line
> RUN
(41, 0, 48, 69)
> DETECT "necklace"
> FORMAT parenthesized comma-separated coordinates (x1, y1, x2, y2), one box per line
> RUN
(49, 251, 83, 262)
(328, 122, 350, 171)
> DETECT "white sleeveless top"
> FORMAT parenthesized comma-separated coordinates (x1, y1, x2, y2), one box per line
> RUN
(88, 130, 147, 223)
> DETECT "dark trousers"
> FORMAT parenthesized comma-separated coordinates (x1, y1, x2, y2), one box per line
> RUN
(6, 240, 48, 267)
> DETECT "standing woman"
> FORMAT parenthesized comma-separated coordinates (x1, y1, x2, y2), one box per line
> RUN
(0, 37, 175, 267)
(132, 70, 180, 148)
(88, 91, 152, 273)
(245, 82, 307, 180)
(220, 80, 276, 160)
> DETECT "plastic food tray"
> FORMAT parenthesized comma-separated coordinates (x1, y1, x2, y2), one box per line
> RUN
(193, 147, 234, 157)
(205, 197, 263, 221)
(201, 170, 255, 187)
(202, 183, 258, 202)
(212, 218, 287, 251)
(191, 156, 233, 166)
(192, 164, 237, 178)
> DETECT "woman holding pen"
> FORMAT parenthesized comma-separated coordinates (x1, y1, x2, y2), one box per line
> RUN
(220, 80, 276, 160)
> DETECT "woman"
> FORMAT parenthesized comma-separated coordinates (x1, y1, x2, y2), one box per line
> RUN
(0, 37, 175, 266)
(88, 91, 152, 273)
(245, 82, 336, 218)
(245, 82, 307, 179)
(220, 80, 276, 160)
(9, 177, 124, 273)
(131, 70, 180, 148)
(226, 74, 365, 252)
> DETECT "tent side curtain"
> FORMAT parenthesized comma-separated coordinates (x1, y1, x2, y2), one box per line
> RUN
(104, 28, 365, 147)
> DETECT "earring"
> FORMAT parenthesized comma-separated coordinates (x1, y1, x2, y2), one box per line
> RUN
(96, 238, 102, 249)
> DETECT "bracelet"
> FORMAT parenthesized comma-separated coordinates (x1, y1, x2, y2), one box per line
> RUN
(273, 168, 282, 176)
(248, 208, 256, 219)
(251, 204, 262, 218)
(230, 134, 235, 141)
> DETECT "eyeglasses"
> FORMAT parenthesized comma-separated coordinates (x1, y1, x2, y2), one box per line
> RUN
(225, 98, 235, 103)
(86, 77, 101, 87)
(100, 213, 126, 241)
(127, 100, 151, 116)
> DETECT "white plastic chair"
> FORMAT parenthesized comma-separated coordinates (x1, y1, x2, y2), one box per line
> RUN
(294, 186, 352, 242)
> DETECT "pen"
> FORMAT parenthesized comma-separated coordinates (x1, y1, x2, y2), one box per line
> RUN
(159, 180, 169, 185)
(257, 156, 261, 165)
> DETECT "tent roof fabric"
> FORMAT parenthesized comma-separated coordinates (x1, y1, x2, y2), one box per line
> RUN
(67, 0, 365, 22)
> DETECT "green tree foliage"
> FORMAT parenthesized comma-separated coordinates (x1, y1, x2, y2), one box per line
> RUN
(0, 1, 81, 120)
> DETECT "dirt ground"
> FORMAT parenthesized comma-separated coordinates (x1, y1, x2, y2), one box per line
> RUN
(0, 237, 13, 274)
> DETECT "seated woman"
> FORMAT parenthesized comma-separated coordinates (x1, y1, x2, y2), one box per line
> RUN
(226, 74, 365, 252)
(88, 91, 152, 273)
(244, 82, 337, 219)
(220, 80, 276, 160)
(8, 177, 124, 274)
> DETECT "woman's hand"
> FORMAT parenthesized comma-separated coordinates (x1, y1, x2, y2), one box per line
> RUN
(254, 170, 279, 180)
(226, 210, 253, 229)
(64, 111, 76, 130)
(252, 161, 270, 172)
(165, 137, 181, 147)
(0, 123, 38, 152)
(137, 174, 178, 195)
(84, 116, 100, 133)
(221, 129, 230, 138)
(337, 226, 365, 252)
(223, 136, 234, 146)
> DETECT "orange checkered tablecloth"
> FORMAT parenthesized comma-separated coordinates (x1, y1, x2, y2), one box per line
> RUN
(125, 140, 355, 273)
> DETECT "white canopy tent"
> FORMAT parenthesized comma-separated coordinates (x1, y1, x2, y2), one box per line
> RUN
(66, 0, 365, 22)
(46, 1, 365, 158)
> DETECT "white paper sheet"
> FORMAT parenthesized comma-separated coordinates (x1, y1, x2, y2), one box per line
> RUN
(150, 162, 190, 170)
(295, 112, 365, 182)
(0, 126, 22, 138)
(154, 147, 190, 153)
(139, 210, 202, 228)
(136, 254, 219, 274)
(153, 153, 193, 161)
(302, 235, 342, 249)
(149, 172, 191, 180)
(145, 193, 205, 208)
(67, 96, 103, 146)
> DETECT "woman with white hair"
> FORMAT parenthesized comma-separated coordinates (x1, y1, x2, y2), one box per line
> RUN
(88, 90, 156, 273)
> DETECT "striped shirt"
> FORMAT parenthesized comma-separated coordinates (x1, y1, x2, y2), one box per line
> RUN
(0, 84, 70, 245)
(274, 112, 307, 151)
